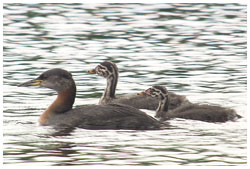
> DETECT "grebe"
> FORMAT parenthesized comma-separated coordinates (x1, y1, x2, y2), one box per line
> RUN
(138, 85, 241, 122)
(88, 61, 189, 110)
(18, 68, 161, 130)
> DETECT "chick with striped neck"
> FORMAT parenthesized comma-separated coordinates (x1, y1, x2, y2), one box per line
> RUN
(139, 85, 242, 123)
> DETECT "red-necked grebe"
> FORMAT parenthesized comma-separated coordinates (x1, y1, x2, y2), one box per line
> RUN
(18, 68, 161, 130)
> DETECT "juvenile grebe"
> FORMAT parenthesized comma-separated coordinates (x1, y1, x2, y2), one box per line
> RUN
(88, 61, 189, 110)
(138, 85, 241, 122)
(18, 68, 161, 130)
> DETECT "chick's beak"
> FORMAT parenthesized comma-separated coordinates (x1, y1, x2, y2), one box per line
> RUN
(88, 68, 96, 74)
(137, 92, 147, 96)
(18, 79, 43, 87)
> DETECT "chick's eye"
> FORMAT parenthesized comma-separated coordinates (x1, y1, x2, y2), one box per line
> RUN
(96, 66, 110, 77)
(150, 88, 156, 93)
(97, 66, 106, 72)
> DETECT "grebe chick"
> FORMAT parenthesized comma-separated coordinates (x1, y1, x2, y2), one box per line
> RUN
(88, 61, 189, 110)
(138, 85, 241, 122)
(18, 68, 161, 130)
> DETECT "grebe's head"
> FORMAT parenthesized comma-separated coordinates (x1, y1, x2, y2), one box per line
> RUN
(18, 68, 75, 92)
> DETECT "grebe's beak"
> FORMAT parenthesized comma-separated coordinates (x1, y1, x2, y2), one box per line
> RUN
(18, 79, 43, 87)
(88, 68, 96, 74)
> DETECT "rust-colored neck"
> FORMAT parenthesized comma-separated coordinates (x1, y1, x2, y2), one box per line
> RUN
(39, 86, 76, 125)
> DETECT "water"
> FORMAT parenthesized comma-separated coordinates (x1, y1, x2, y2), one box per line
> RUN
(3, 3, 247, 166)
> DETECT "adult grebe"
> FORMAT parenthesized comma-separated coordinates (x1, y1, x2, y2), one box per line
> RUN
(138, 85, 241, 122)
(88, 61, 189, 110)
(18, 68, 161, 130)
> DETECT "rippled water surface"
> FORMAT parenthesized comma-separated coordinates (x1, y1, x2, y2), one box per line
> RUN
(3, 3, 247, 166)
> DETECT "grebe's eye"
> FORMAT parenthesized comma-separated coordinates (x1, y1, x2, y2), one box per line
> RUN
(39, 74, 47, 80)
